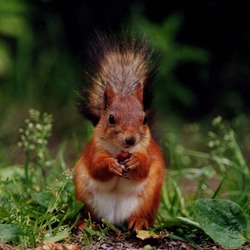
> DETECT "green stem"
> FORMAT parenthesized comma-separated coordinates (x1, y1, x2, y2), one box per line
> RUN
(101, 219, 121, 234)
(25, 150, 30, 189)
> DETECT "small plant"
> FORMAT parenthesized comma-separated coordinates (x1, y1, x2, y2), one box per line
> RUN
(159, 116, 250, 248)
(195, 198, 250, 249)
(0, 109, 83, 248)
(208, 116, 250, 205)
(78, 214, 110, 249)
(17, 109, 53, 188)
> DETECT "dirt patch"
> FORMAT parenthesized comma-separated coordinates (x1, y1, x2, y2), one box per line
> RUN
(1, 230, 250, 250)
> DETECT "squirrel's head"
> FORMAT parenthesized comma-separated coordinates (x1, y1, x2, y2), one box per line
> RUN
(96, 83, 150, 151)
(78, 32, 157, 126)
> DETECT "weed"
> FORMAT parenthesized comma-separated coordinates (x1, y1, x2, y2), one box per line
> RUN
(159, 116, 250, 248)
(17, 109, 53, 188)
(78, 214, 110, 249)
(0, 109, 82, 248)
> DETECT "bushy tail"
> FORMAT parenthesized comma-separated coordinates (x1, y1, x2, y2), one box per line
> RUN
(78, 31, 158, 125)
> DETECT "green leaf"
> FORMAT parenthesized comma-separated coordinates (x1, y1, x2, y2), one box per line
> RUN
(44, 230, 69, 242)
(64, 200, 84, 220)
(0, 165, 24, 179)
(195, 199, 250, 249)
(31, 191, 53, 208)
(0, 224, 20, 244)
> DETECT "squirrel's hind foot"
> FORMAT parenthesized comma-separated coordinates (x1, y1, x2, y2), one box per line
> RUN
(128, 216, 149, 231)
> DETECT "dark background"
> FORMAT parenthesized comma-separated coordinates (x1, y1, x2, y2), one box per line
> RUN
(49, 0, 250, 119)
(1, 0, 250, 149)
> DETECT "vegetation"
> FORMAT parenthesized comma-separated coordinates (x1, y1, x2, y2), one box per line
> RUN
(0, 110, 83, 248)
(158, 115, 250, 249)
(1, 1, 250, 249)
(128, 8, 210, 117)
(0, 110, 249, 249)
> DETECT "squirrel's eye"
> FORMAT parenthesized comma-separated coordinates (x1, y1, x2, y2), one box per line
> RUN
(109, 114, 115, 125)
(143, 116, 148, 125)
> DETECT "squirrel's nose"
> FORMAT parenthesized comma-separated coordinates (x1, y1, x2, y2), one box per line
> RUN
(125, 136, 136, 146)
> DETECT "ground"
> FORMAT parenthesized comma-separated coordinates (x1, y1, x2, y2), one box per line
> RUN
(1, 230, 250, 250)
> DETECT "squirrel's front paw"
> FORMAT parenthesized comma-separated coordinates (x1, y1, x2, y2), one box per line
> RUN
(108, 159, 124, 177)
(124, 154, 140, 171)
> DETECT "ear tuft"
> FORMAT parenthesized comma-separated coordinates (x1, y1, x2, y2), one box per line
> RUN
(133, 81, 144, 104)
(103, 83, 115, 110)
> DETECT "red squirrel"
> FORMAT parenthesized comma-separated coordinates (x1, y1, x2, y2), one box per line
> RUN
(74, 33, 165, 231)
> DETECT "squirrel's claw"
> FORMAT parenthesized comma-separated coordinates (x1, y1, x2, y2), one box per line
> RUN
(128, 216, 149, 231)
(109, 161, 123, 177)
(125, 155, 140, 171)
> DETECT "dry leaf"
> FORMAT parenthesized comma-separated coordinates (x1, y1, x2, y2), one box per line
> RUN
(35, 241, 80, 250)
(136, 230, 159, 240)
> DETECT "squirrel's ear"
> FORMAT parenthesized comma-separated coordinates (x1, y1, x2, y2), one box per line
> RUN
(133, 81, 144, 104)
(103, 83, 115, 110)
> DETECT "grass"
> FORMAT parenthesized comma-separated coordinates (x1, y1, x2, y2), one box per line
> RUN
(157, 116, 250, 248)
(0, 109, 250, 249)
(0, 110, 83, 248)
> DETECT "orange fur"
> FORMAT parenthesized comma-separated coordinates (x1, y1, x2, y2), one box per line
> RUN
(74, 34, 165, 230)
(74, 95, 165, 230)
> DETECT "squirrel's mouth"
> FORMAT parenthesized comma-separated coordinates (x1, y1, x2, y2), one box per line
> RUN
(122, 143, 136, 149)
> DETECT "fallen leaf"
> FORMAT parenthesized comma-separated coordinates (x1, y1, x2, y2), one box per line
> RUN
(136, 230, 159, 240)
(35, 241, 81, 250)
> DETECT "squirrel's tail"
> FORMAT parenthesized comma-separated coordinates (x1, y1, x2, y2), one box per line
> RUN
(78, 31, 158, 125)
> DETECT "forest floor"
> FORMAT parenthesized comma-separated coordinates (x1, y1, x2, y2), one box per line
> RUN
(1, 230, 250, 250)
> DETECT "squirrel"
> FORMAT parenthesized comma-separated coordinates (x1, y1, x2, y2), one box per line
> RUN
(74, 32, 165, 231)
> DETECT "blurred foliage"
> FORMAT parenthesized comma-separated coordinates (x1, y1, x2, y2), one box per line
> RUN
(128, 7, 210, 118)
(0, 0, 77, 107)
(0, 0, 82, 156)
(1, 0, 249, 167)
(0, 1, 209, 118)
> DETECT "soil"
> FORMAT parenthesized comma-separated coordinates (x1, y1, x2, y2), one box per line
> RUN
(1, 230, 250, 250)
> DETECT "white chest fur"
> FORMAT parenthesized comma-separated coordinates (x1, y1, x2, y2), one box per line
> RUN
(86, 177, 145, 225)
